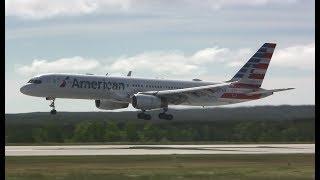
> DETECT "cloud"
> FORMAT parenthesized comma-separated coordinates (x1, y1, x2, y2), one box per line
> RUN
(6, 0, 299, 20)
(204, 0, 297, 9)
(191, 47, 230, 64)
(271, 43, 315, 70)
(16, 42, 314, 78)
(108, 48, 253, 78)
(109, 51, 199, 76)
(16, 56, 100, 76)
(226, 43, 314, 70)
(15, 47, 250, 77)
(5, 0, 131, 20)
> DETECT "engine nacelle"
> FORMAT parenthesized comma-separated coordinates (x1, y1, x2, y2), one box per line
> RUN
(132, 94, 167, 110)
(95, 100, 129, 110)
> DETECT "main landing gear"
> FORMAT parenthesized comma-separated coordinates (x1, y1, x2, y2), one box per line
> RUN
(137, 108, 174, 120)
(158, 107, 173, 120)
(47, 97, 57, 115)
(137, 110, 151, 120)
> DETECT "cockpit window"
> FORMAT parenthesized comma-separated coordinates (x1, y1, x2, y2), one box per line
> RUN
(34, 79, 42, 84)
(28, 79, 42, 84)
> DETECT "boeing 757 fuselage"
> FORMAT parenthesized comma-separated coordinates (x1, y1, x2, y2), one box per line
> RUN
(20, 43, 293, 120)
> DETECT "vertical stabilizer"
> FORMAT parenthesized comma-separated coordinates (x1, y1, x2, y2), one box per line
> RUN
(230, 43, 276, 88)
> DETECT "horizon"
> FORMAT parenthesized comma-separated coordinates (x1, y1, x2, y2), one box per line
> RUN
(5, 104, 315, 115)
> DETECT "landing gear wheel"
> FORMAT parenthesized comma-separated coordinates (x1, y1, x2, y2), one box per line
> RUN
(159, 113, 166, 119)
(166, 114, 173, 120)
(50, 109, 57, 115)
(144, 114, 151, 120)
(137, 112, 144, 119)
(137, 112, 152, 120)
(158, 113, 173, 120)
(158, 107, 173, 120)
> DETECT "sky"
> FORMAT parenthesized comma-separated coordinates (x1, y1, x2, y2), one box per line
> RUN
(5, 0, 315, 113)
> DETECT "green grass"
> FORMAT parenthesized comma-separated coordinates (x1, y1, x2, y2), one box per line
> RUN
(6, 154, 314, 180)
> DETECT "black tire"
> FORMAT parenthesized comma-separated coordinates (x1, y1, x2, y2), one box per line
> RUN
(158, 113, 165, 119)
(50, 109, 57, 115)
(137, 113, 144, 119)
(166, 114, 173, 120)
(144, 114, 152, 120)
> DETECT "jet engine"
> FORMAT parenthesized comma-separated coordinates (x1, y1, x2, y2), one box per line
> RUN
(132, 94, 167, 110)
(95, 100, 129, 110)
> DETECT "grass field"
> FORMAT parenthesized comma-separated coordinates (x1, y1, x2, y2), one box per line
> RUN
(6, 154, 314, 180)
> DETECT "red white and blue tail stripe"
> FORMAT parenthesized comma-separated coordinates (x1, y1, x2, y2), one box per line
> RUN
(229, 43, 276, 89)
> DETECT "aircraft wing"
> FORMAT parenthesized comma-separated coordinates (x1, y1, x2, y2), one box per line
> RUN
(246, 88, 294, 95)
(139, 82, 232, 104)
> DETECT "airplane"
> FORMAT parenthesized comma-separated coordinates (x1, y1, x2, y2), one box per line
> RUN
(20, 43, 294, 120)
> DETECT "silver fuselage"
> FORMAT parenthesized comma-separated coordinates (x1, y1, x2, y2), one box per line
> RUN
(20, 73, 271, 106)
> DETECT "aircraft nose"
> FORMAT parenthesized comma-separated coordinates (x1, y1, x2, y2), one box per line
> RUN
(20, 84, 31, 95)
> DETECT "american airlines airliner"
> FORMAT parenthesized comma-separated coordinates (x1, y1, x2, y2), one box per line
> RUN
(20, 43, 293, 120)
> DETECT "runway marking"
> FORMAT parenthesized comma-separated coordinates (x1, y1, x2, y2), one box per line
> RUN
(129, 146, 240, 151)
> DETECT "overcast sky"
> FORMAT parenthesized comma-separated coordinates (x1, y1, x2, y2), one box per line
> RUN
(5, 0, 314, 113)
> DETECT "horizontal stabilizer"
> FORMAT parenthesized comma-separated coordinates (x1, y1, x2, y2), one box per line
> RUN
(246, 88, 294, 95)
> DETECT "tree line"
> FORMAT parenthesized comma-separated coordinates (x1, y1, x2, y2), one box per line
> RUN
(5, 118, 314, 144)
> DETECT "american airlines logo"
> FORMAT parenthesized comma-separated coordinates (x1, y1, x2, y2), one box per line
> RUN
(59, 76, 69, 87)
(71, 78, 125, 90)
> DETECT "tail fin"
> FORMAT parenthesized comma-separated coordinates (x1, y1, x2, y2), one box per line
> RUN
(229, 43, 276, 89)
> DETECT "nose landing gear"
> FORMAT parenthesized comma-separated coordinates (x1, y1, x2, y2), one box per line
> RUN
(47, 98, 57, 115)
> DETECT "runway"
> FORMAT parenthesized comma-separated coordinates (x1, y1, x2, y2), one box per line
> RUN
(5, 144, 314, 156)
